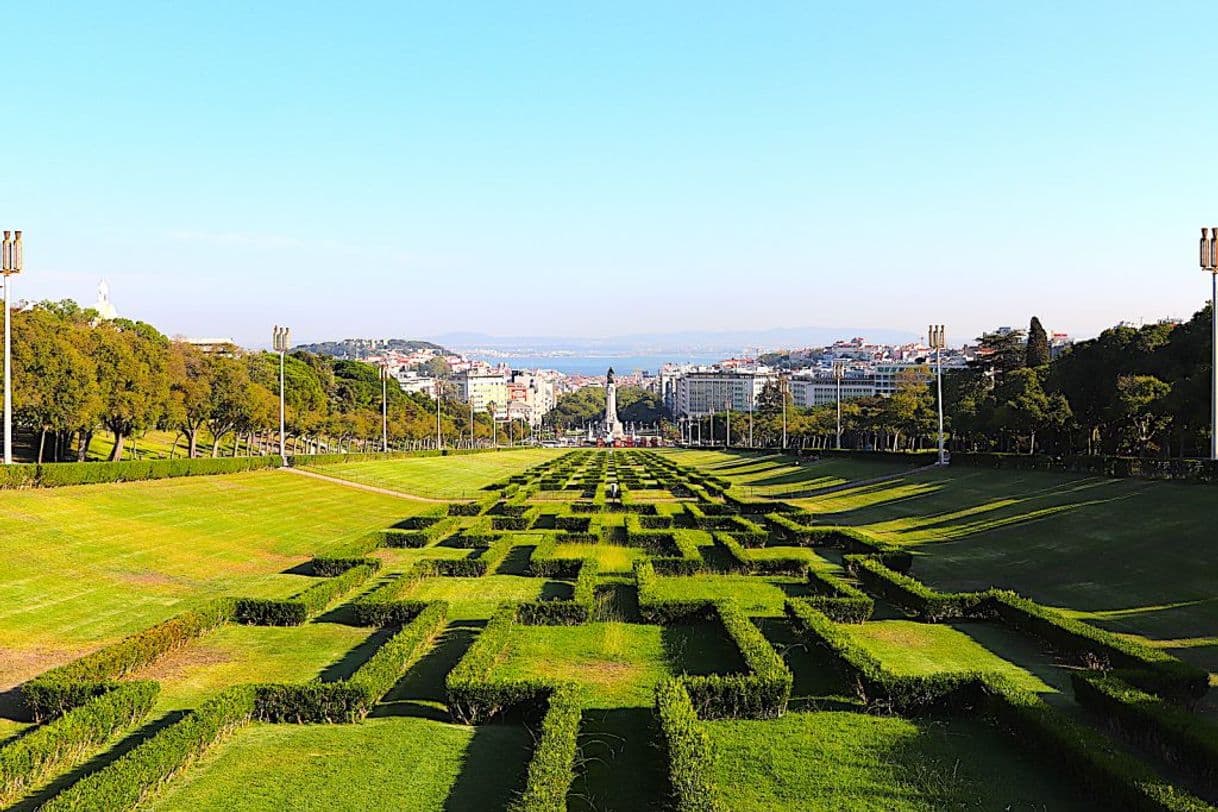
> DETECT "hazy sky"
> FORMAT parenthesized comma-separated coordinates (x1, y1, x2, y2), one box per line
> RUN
(3, 2, 1217, 348)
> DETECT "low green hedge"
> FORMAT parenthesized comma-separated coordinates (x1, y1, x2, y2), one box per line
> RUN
(718, 533, 807, 576)
(446, 606, 551, 724)
(0, 681, 158, 806)
(681, 601, 791, 720)
(30, 456, 283, 489)
(804, 568, 874, 623)
(528, 536, 582, 579)
(952, 452, 1218, 484)
(1072, 672, 1218, 784)
(310, 556, 380, 577)
(41, 685, 257, 812)
(351, 562, 436, 626)
(517, 559, 599, 625)
(509, 684, 583, 812)
(255, 602, 447, 723)
(433, 536, 513, 577)
(655, 679, 720, 812)
(636, 560, 712, 623)
(24, 600, 234, 720)
(844, 556, 988, 622)
(235, 563, 377, 626)
(0, 463, 38, 489)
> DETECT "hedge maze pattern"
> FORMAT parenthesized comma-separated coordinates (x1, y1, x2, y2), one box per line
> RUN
(4, 449, 1217, 810)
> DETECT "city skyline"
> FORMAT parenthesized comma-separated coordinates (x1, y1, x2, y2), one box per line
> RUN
(4, 2, 1217, 346)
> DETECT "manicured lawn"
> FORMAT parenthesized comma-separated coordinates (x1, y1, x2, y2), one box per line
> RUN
(707, 711, 1084, 810)
(0, 471, 420, 688)
(301, 449, 560, 498)
(129, 622, 376, 716)
(408, 575, 565, 619)
(658, 449, 919, 497)
(550, 543, 643, 574)
(841, 620, 1057, 695)
(647, 574, 811, 617)
(149, 718, 533, 811)
(793, 463, 1218, 673)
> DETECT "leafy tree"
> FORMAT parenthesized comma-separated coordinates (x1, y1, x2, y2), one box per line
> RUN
(1026, 316, 1051, 367)
(91, 319, 170, 461)
(166, 342, 212, 458)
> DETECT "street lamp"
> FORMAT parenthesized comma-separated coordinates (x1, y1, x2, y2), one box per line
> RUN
(928, 324, 947, 465)
(435, 381, 443, 450)
(272, 325, 290, 460)
(748, 390, 754, 448)
(1, 231, 22, 465)
(781, 374, 788, 450)
(833, 360, 846, 450)
(379, 364, 390, 452)
(1202, 228, 1218, 460)
(725, 399, 731, 448)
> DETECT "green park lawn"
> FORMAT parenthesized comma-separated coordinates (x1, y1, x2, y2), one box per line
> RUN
(550, 542, 644, 574)
(707, 711, 1084, 811)
(408, 575, 565, 619)
(300, 448, 560, 498)
(792, 463, 1218, 673)
(0, 471, 421, 688)
(658, 449, 920, 498)
(149, 717, 533, 811)
(646, 573, 813, 617)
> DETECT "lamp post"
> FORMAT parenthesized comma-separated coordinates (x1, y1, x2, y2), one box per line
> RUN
(1202, 228, 1218, 460)
(272, 325, 290, 460)
(928, 324, 947, 465)
(435, 381, 443, 450)
(748, 390, 754, 448)
(379, 365, 389, 452)
(469, 390, 475, 448)
(1, 231, 22, 465)
(833, 360, 845, 450)
(781, 375, 788, 451)
(725, 399, 731, 448)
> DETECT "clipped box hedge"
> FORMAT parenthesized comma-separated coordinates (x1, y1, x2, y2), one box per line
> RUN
(235, 563, 377, 626)
(681, 601, 791, 720)
(3, 455, 284, 490)
(844, 556, 989, 622)
(509, 684, 583, 812)
(656, 678, 720, 812)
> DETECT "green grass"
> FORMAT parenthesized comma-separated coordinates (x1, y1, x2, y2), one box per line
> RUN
(550, 543, 643, 574)
(300, 449, 560, 498)
(129, 622, 376, 716)
(0, 471, 421, 689)
(646, 573, 811, 617)
(657, 449, 920, 498)
(408, 575, 564, 619)
(707, 711, 1084, 810)
(841, 620, 1056, 695)
(149, 718, 533, 811)
(790, 462, 1218, 673)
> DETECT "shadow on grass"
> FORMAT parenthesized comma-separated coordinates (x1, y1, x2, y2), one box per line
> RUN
(9, 710, 187, 811)
(317, 626, 397, 682)
(280, 560, 317, 576)
(754, 617, 855, 710)
(372, 620, 484, 722)
(442, 721, 534, 812)
(0, 686, 33, 725)
(540, 580, 575, 600)
(661, 622, 745, 676)
(571, 707, 666, 812)
(497, 544, 535, 576)
(595, 583, 643, 623)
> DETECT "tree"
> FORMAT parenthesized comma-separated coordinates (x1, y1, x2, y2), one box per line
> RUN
(205, 357, 254, 456)
(91, 319, 171, 461)
(166, 342, 212, 458)
(1112, 375, 1171, 456)
(1027, 316, 1051, 368)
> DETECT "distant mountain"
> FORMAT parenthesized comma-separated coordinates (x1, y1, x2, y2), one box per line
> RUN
(293, 337, 448, 359)
(429, 326, 917, 355)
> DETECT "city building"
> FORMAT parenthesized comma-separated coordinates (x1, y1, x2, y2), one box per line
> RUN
(673, 367, 776, 417)
(458, 370, 509, 416)
(790, 374, 878, 407)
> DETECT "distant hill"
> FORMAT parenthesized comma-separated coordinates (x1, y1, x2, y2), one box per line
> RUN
(292, 338, 448, 359)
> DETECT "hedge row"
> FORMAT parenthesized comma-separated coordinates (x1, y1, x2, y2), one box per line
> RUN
(351, 563, 435, 626)
(951, 452, 1218, 484)
(1, 456, 284, 490)
(636, 560, 711, 624)
(254, 602, 447, 723)
(292, 447, 530, 467)
(0, 681, 158, 806)
(517, 559, 599, 625)
(432, 535, 513, 577)
(446, 492, 500, 516)
(24, 600, 235, 720)
(446, 606, 552, 724)
(527, 536, 583, 579)
(377, 517, 453, 548)
(989, 591, 1209, 702)
(803, 568, 874, 623)
(717, 533, 807, 576)
(509, 684, 583, 812)
(844, 556, 988, 622)
(234, 563, 377, 626)
(1073, 672, 1218, 786)
(681, 601, 792, 720)
(655, 679, 720, 812)
(651, 531, 707, 576)
(310, 556, 380, 577)
(762, 520, 914, 573)
(41, 685, 257, 812)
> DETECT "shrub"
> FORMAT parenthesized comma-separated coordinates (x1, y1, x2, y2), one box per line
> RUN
(33, 456, 283, 488)
(844, 556, 988, 621)
(1072, 672, 1218, 784)
(635, 560, 713, 624)
(235, 564, 376, 626)
(310, 556, 381, 577)
(24, 600, 234, 720)
(446, 606, 551, 724)
(0, 463, 38, 489)
(682, 601, 791, 719)
(351, 563, 436, 626)
(510, 684, 583, 812)
(656, 679, 720, 812)
(41, 685, 257, 812)
(433, 535, 513, 577)
(0, 681, 158, 806)
(517, 559, 598, 625)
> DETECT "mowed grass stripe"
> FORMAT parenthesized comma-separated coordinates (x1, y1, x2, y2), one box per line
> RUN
(301, 449, 561, 498)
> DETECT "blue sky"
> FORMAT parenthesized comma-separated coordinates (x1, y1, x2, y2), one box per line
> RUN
(3, 2, 1216, 348)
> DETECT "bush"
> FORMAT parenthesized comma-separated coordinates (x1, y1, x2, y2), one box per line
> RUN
(41, 685, 257, 812)
(0, 463, 38, 489)
(24, 600, 234, 720)
(682, 601, 791, 719)
(803, 568, 874, 623)
(351, 562, 436, 626)
(33, 456, 283, 489)
(1072, 672, 1218, 784)
(235, 564, 376, 626)
(510, 684, 583, 812)
(433, 536, 513, 577)
(446, 606, 551, 724)
(656, 679, 720, 812)
(310, 556, 381, 577)
(844, 556, 988, 621)
(951, 452, 1218, 484)
(635, 560, 713, 624)
(517, 559, 598, 625)
(0, 681, 158, 806)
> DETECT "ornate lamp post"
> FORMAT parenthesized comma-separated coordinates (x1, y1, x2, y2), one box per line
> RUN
(272, 325, 290, 460)
(1202, 228, 1218, 460)
(928, 324, 947, 465)
(1, 231, 22, 465)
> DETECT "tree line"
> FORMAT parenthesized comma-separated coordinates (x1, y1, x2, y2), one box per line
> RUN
(3, 300, 528, 462)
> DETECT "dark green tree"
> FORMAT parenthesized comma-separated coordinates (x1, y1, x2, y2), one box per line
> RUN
(1026, 316, 1051, 367)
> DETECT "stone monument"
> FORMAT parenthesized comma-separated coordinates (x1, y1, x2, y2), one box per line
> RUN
(603, 367, 625, 441)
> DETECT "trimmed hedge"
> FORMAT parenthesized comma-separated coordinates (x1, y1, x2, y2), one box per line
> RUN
(681, 601, 791, 720)
(0, 463, 38, 489)
(310, 556, 380, 577)
(636, 560, 712, 624)
(28, 455, 283, 489)
(0, 681, 158, 806)
(517, 559, 599, 625)
(351, 562, 436, 626)
(446, 606, 551, 724)
(24, 600, 235, 720)
(254, 602, 447, 723)
(844, 556, 988, 622)
(433, 535, 513, 577)
(235, 563, 377, 626)
(656, 679, 720, 812)
(804, 568, 874, 623)
(1073, 672, 1218, 785)
(510, 684, 583, 812)
(952, 452, 1218, 484)
(717, 533, 807, 576)
(41, 685, 257, 812)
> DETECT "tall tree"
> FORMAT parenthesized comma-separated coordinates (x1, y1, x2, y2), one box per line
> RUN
(166, 342, 213, 458)
(1026, 316, 1051, 367)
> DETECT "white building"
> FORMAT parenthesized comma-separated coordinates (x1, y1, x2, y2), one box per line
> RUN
(673, 368, 776, 417)
(458, 370, 509, 415)
(507, 370, 557, 426)
(790, 375, 878, 407)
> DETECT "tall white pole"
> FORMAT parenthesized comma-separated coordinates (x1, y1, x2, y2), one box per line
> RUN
(278, 350, 285, 459)
(726, 400, 731, 447)
(936, 346, 946, 464)
(781, 378, 787, 450)
(381, 371, 388, 452)
(835, 370, 842, 451)
(435, 383, 442, 450)
(3, 272, 11, 465)
(1212, 270, 1217, 460)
